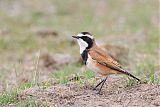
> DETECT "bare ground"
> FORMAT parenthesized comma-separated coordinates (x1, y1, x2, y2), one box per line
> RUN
(0, 0, 159, 106)
(18, 78, 160, 107)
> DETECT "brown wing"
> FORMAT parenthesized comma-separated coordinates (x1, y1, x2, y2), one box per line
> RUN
(89, 47, 126, 73)
(89, 46, 140, 81)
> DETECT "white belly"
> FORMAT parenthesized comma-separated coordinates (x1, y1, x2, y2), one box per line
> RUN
(86, 55, 101, 73)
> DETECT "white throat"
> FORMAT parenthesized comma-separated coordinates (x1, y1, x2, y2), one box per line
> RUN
(77, 39, 88, 54)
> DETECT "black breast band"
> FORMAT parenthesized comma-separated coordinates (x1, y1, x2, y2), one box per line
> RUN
(81, 49, 88, 65)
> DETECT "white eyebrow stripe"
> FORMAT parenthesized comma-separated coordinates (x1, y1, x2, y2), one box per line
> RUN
(77, 34, 94, 39)
(86, 34, 94, 39)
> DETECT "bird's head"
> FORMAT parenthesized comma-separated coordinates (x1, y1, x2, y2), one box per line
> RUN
(72, 32, 95, 54)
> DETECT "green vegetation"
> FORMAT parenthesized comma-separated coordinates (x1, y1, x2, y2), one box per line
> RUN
(0, 91, 42, 106)
(0, 82, 44, 106)
(18, 82, 34, 90)
(15, 96, 45, 107)
(126, 78, 138, 87)
(0, 0, 159, 106)
(135, 60, 160, 84)
(0, 91, 18, 106)
(52, 64, 95, 85)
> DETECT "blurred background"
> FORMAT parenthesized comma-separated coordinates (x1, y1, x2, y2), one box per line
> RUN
(0, 0, 159, 97)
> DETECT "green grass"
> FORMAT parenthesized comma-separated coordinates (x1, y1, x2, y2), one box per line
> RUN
(52, 64, 95, 85)
(134, 60, 160, 84)
(0, 0, 159, 105)
(0, 91, 45, 106)
(0, 83, 46, 106)
(126, 78, 138, 87)
(125, 59, 159, 86)
(0, 0, 158, 53)
(18, 82, 34, 90)
(0, 82, 36, 106)
(52, 65, 77, 84)
(15, 96, 45, 107)
(0, 91, 19, 106)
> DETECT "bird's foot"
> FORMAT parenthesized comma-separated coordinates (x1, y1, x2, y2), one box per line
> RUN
(96, 91, 103, 95)
(92, 87, 97, 91)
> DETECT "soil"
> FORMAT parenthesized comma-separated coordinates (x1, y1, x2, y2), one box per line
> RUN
(18, 78, 160, 107)
(0, 1, 159, 107)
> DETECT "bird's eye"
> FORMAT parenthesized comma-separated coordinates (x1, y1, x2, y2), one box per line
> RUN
(80, 36, 91, 42)
(84, 37, 90, 41)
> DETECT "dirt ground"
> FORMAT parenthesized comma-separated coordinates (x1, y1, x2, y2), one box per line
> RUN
(18, 78, 160, 107)
(0, 0, 159, 106)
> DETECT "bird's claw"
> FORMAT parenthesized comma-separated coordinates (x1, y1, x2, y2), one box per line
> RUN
(96, 91, 103, 95)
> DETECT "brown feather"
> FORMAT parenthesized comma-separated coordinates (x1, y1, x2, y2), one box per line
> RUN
(88, 45, 140, 81)
(89, 46, 125, 73)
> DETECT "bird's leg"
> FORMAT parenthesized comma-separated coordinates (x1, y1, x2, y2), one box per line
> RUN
(97, 77, 107, 94)
(93, 79, 105, 90)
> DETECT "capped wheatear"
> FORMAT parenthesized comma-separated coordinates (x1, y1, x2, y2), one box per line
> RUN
(72, 32, 140, 94)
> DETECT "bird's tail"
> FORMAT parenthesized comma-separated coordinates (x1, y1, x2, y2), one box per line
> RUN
(107, 64, 141, 81)
(123, 71, 141, 81)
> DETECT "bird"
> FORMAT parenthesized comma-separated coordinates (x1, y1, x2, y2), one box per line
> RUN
(72, 32, 140, 94)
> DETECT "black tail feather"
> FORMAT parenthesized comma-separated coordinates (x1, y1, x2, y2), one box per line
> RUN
(100, 61, 141, 81)
(123, 71, 140, 81)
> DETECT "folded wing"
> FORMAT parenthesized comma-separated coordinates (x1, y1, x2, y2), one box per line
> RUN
(89, 47, 140, 81)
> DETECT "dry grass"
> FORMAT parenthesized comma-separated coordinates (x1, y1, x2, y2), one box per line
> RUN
(0, 0, 159, 106)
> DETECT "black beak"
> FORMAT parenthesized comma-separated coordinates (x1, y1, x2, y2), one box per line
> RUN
(72, 36, 79, 39)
